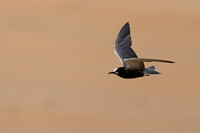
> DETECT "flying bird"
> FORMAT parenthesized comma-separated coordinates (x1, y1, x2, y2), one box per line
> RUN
(108, 22, 175, 79)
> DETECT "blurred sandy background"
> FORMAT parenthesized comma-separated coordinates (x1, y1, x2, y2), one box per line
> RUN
(0, 0, 200, 133)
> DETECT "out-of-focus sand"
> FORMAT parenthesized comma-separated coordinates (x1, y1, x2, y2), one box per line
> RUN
(0, 0, 200, 133)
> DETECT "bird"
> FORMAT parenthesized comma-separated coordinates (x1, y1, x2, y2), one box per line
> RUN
(108, 22, 175, 79)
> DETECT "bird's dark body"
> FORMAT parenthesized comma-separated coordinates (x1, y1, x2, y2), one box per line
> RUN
(115, 67, 144, 79)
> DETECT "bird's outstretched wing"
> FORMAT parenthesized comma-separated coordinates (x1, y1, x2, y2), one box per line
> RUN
(124, 58, 175, 70)
(114, 22, 140, 67)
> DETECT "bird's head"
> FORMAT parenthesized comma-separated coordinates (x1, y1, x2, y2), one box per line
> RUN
(108, 68, 121, 75)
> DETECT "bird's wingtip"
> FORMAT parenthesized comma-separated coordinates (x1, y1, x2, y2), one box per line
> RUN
(121, 22, 130, 29)
(125, 22, 129, 25)
(167, 60, 175, 63)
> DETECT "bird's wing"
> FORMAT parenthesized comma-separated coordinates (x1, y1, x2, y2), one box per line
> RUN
(123, 58, 145, 70)
(125, 58, 175, 63)
(114, 22, 140, 67)
(124, 58, 175, 70)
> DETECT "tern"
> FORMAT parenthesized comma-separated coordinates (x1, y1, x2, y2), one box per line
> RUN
(108, 22, 174, 79)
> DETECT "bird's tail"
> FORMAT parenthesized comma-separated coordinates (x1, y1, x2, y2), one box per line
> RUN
(143, 66, 161, 75)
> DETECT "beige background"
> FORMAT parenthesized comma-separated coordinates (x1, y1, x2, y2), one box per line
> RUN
(0, 0, 200, 133)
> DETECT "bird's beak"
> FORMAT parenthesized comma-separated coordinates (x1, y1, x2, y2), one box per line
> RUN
(108, 72, 115, 74)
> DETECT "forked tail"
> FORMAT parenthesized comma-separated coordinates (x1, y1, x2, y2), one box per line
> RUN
(144, 66, 161, 75)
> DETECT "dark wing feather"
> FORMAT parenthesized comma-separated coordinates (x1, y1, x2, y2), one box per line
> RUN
(114, 22, 140, 67)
